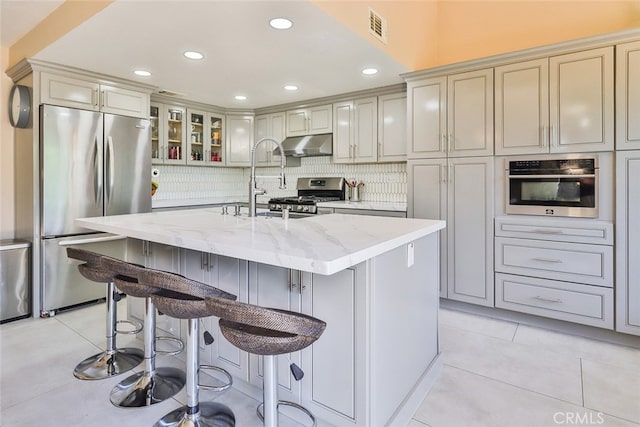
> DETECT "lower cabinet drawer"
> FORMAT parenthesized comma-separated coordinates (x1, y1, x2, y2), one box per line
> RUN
(495, 237, 613, 287)
(495, 273, 613, 329)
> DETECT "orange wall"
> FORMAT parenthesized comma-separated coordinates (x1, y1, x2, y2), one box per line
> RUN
(436, 1, 639, 66)
(311, 0, 439, 71)
(315, 0, 639, 71)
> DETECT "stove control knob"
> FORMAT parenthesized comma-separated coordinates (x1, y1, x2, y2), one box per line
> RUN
(276, 204, 281, 210)
(297, 205, 304, 212)
(302, 206, 310, 212)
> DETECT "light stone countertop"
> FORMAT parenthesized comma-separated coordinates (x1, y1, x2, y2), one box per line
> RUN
(317, 200, 407, 212)
(77, 209, 444, 275)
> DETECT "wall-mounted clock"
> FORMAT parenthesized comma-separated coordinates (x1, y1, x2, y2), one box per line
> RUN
(8, 84, 31, 128)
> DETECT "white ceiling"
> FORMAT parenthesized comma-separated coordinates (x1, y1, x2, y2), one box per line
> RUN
(4, 0, 409, 109)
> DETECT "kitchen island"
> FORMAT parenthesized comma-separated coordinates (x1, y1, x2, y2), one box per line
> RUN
(77, 209, 445, 427)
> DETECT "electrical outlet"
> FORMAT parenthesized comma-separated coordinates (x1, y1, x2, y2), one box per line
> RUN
(407, 242, 414, 267)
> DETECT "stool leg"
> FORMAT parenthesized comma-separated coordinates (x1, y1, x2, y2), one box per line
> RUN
(105, 281, 117, 355)
(73, 281, 144, 380)
(110, 297, 185, 407)
(155, 318, 235, 427)
(263, 355, 279, 427)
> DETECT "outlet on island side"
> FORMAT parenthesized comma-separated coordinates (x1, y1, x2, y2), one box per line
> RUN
(407, 242, 414, 267)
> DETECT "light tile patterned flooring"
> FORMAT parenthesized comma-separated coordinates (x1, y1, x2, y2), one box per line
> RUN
(1, 302, 639, 427)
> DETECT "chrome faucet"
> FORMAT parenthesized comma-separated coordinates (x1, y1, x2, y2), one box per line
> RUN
(249, 137, 287, 217)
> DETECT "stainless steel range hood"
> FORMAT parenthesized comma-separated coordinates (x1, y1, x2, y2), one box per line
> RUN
(275, 133, 333, 157)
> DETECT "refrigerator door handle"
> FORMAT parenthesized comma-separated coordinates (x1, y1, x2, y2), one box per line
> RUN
(94, 136, 103, 205)
(58, 235, 127, 246)
(106, 136, 115, 206)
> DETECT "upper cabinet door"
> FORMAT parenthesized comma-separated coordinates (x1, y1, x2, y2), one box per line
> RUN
(41, 72, 100, 111)
(378, 93, 407, 162)
(549, 47, 614, 153)
(407, 77, 447, 159)
(225, 114, 254, 167)
(495, 59, 549, 156)
(286, 104, 332, 137)
(447, 68, 494, 158)
(100, 85, 149, 119)
(616, 40, 640, 151)
(353, 97, 378, 163)
(332, 101, 354, 164)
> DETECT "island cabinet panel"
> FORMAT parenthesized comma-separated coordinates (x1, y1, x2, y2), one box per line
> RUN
(301, 265, 366, 425)
(126, 239, 181, 339)
(247, 263, 303, 403)
(182, 251, 250, 379)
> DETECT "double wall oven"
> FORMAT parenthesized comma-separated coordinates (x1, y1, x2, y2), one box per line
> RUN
(506, 155, 598, 218)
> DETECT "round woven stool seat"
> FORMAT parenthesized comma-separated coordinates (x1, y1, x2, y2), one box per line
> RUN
(205, 299, 326, 355)
(100, 256, 155, 298)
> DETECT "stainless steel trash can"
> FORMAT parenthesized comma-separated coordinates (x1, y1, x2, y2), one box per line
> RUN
(0, 240, 31, 323)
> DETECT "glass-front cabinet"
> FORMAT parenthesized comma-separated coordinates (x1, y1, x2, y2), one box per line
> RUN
(186, 108, 225, 166)
(151, 103, 186, 164)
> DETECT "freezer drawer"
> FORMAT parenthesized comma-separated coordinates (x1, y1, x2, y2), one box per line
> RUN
(41, 233, 126, 315)
(0, 240, 31, 322)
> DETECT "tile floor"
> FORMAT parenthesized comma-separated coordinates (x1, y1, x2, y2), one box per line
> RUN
(1, 302, 639, 427)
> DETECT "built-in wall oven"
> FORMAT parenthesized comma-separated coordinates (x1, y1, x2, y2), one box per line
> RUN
(506, 155, 598, 218)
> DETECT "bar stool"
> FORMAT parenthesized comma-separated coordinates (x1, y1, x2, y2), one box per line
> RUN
(204, 295, 326, 427)
(99, 256, 186, 408)
(138, 269, 237, 427)
(66, 248, 144, 380)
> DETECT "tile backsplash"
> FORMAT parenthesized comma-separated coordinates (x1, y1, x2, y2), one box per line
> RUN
(152, 156, 406, 206)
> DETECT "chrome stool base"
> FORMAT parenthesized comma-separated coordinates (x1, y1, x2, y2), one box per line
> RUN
(154, 402, 235, 427)
(257, 400, 316, 426)
(199, 365, 233, 392)
(73, 348, 144, 380)
(109, 367, 186, 407)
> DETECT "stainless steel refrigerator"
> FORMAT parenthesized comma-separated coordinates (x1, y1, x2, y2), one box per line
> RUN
(39, 104, 151, 315)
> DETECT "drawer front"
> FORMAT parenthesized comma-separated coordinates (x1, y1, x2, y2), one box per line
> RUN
(495, 217, 614, 245)
(496, 273, 613, 328)
(495, 237, 613, 287)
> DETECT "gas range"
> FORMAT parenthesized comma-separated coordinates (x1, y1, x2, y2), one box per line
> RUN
(268, 177, 345, 214)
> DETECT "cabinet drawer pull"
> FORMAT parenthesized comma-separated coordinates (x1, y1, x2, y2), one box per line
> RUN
(533, 229, 563, 234)
(532, 257, 563, 263)
(532, 296, 563, 304)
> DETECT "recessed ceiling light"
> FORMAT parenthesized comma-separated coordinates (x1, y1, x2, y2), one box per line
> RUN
(361, 67, 379, 75)
(184, 51, 204, 60)
(269, 17, 293, 30)
(134, 70, 151, 77)
(284, 84, 298, 91)
(234, 95, 247, 101)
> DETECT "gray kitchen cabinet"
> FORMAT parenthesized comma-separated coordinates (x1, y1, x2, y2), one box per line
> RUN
(126, 239, 181, 338)
(301, 265, 366, 426)
(41, 71, 150, 119)
(406, 69, 494, 159)
(286, 104, 332, 137)
(225, 114, 254, 167)
(186, 108, 226, 166)
(495, 58, 550, 155)
(408, 157, 494, 306)
(254, 112, 286, 166)
(151, 103, 187, 165)
(616, 41, 640, 150)
(549, 47, 614, 153)
(181, 250, 250, 379)
(494, 216, 614, 329)
(616, 151, 640, 336)
(248, 263, 303, 404)
(377, 92, 407, 162)
(333, 97, 378, 164)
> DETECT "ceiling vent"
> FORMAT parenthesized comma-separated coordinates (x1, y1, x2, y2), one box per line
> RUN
(368, 8, 387, 44)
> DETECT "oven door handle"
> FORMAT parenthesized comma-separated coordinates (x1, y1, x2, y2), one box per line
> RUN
(507, 174, 596, 179)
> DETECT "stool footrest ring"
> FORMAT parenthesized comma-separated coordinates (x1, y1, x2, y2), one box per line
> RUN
(257, 400, 316, 427)
(199, 365, 233, 392)
(155, 336, 184, 356)
(115, 319, 143, 335)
